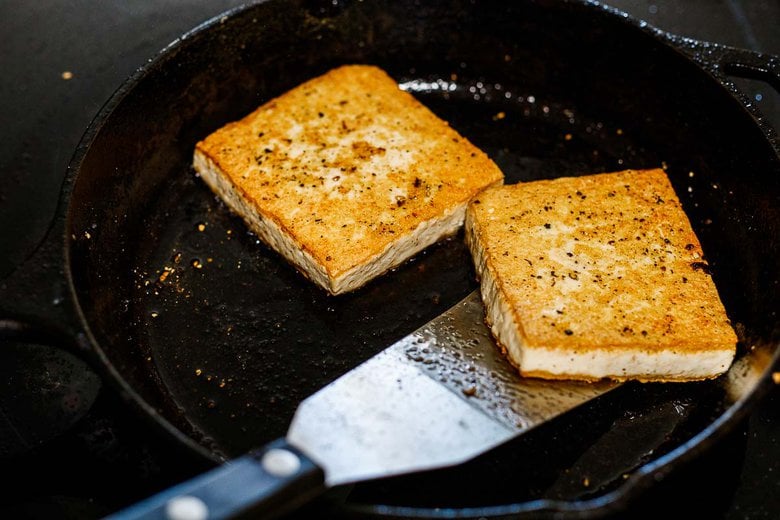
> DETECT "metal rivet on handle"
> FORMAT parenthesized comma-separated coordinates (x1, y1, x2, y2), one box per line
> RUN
(261, 448, 301, 477)
(165, 495, 209, 520)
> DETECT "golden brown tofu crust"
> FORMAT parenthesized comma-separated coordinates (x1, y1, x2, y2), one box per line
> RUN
(195, 65, 503, 290)
(467, 168, 738, 355)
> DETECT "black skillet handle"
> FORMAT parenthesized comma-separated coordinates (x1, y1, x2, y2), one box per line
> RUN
(0, 214, 100, 372)
(712, 45, 780, 92)
(106, 439, 325, 520)
(670, 37, 780, 89)
(669, 37, 780, 100)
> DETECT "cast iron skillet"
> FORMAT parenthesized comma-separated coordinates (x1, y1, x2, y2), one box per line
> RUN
(1, 0, 779, 517)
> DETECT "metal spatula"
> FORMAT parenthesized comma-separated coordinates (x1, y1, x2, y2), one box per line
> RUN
(108, 290, 617, 520)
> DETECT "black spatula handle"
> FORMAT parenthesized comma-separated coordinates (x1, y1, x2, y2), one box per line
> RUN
(106, 439, 325, 520)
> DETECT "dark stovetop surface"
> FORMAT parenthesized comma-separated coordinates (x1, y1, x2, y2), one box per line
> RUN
(0, 1, 778, 518)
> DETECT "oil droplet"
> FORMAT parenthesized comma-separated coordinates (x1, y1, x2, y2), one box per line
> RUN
(564, 133, 573, 141)
(616, 128, 624, 135)
(150, 311, 159, 318)
(61, 71, 74, 80)
(197, 223, 206, 232)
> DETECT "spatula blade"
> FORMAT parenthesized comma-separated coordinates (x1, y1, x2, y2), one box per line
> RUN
(287, 290, 617, 486)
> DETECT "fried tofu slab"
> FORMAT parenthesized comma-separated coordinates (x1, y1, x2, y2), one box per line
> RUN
(465, 168, 737, 382)
(194, 65, 503, 294)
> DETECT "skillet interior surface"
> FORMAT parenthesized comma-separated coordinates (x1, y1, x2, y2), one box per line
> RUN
(65, 0, 779, 514)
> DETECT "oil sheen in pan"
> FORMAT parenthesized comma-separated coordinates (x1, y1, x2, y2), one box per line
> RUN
(129, 74, 735, 503)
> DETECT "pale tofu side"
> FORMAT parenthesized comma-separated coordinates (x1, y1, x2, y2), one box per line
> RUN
(194, 65, 504, 294)
(465, 168, 738, 382)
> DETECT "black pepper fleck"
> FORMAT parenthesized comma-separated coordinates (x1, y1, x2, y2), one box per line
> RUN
(690, 261, 711, 274)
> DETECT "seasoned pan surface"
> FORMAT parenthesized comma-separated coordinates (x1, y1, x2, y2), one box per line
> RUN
(29, 0, 780, 515)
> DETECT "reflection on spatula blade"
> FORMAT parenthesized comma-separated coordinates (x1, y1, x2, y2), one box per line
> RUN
(290, 290, 617, 486)
(109, 290, 618, 520)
